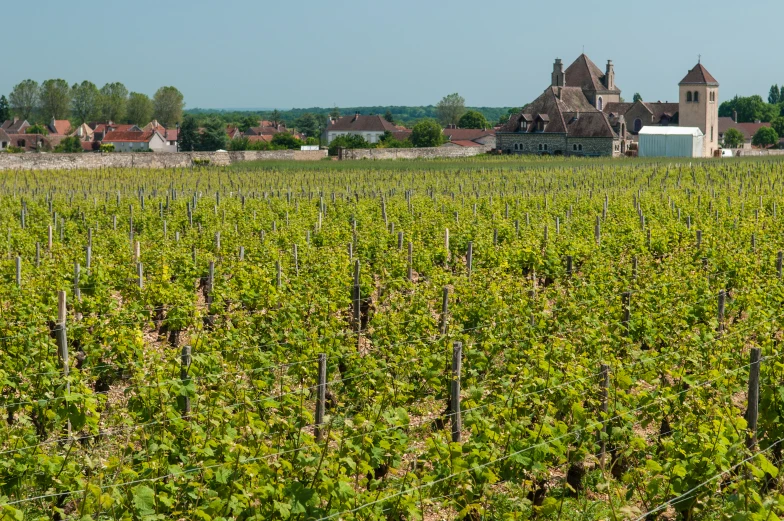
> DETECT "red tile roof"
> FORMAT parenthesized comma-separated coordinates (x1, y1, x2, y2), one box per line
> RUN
(679, 63, 719, 86)
(327, 114, 398, 133)
(247, 135, 274, 143)
(718, 117, 771, 140)
(50, 120, 72, 135)
(442, 128, 496, 141)
(103, 130, 155, 143)
(448, 140, 483, 147)
(81, 141, 99, 152)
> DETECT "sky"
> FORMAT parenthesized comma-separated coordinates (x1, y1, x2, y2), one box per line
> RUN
(3, 0, 783, 110)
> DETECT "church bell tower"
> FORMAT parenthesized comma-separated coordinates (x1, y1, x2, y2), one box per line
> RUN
(678, 61, 719, 157)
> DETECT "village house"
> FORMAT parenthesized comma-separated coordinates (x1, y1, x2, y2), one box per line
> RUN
(48, 118, 72, 135)
(102, 130, 169, 152)
(441, 126, 496, 148)
(323, 114, 398, 144)
(1, 118, 30, 134)
(0, 129, 9, 150)
(718, 112, 772, 148)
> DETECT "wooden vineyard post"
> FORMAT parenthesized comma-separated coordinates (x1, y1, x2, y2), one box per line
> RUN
(276, 260, 282, 289)
(566, 255, 573, 277)
(180, 345, 192, 417)
(466, 241, 473, 279)
(595, 216, 601, 246)
(315, 353, 327, 441)
(622, 291, 631, 332)
(352, 260, 361, 334)
(74, 262, 81, 301)
(56, 291, 71, 437)
(440, 286, 449, 335)
(48, 225, 53, 253)
(15, 256, 20, 288)
(407, 242, 413, 281)
(451, 341, 463, 443)
(599, 363, 609, 470)
(397, 232, 403, 251)
(696, 230, 702, 249)
(137, 262, 144, 289)
(444, 228, 450, 262)
(632, 256, 638, 279)
(208, 261, 215, 304)
(239, 246, 245, 261)
(746, 347, 761, 450)
(293, 244, 299, 277)
(718, 290, 726, 333)
(35, 243, 40, 268)
(778, 251, 783, 279)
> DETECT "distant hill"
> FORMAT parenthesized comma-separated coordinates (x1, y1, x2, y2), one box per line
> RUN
(186, 105, 518, 128)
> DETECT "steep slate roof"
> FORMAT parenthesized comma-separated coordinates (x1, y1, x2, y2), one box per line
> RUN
(247, 135, 274, 143)
(644, 102, 680, 123)
(603, 102, 634, 116)
(1, 119, 30, 134)
(564, 54, 619, 93)
(447, 140, 483, 147)
(390, 130, 412, 142)
(0, 128, 10, 142)
(103, 130, 156, 143)
(679, 63, 719, 86)
(327, 115, 398, 133)
(500, 86, 614, 138)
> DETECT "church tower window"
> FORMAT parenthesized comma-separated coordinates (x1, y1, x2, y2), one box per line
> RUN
(693, 91, 699, 102)
(597, 96, 603, 111)
(686, 92, 692, 102)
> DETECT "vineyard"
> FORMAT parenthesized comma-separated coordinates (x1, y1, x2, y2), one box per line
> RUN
(2, 156, 784, 520)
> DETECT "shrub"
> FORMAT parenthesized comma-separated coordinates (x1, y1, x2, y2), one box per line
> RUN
(6, 146, 24, 153)
(54, 136, 83, 153)
(100, 143, 115, 153)
(193, 158, 211, 166)
(410, 119, 445, 147)
(328, 134, 371, 156)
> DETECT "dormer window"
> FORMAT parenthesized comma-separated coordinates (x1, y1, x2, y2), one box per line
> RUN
(520, 120, 526, 131)
(597, 96, 603, 111)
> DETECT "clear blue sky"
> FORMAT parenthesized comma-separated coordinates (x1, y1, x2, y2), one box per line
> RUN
(3, 0, 782, 110)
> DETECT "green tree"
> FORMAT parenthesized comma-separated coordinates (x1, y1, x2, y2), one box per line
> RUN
(270, 109, 282, 125)
(633, 92, 643, 103)
(126, 92, 154, 126)
(54, 135, 83, 153)
(0, 95, 10, 122)
(769, 85, 781, 105)
(720, 95, 778, 122)
(457, 110, 489, 129)
(178, 115, 199, 152)
(9, 80, 40, 120)
(327, 134, 370, 156)
(228, 136, 250, 151)
(238, 115, 259, 133)
(329, 106, 340, 119)
(384, 110, 394, 123)
(99, 83, 129, 122)
(271, 132, 302, 149)
(498, 107, 522, 125)
(71, 81, 100, 124)
(40, 79, 72, 120)
(752, 126, 779, 147)
(410, 119, 444, 147)
(722, 128, 745, 148)
(294, 113, 321, 138)
(153, 86, 185, 128)
(436, 93, 465, 126)
(197, 117, 228, 151)
(771, 116, 784, 138)
(25, 124, 49, 135)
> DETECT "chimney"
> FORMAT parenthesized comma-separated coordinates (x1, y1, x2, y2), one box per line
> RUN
(353, 112, 360, 122)
(733, 111, 738, 123)
(605, 60, 615, 90)
(551, 58, 565, 88)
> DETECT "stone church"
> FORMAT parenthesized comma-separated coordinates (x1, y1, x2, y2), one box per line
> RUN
(496, 54, 719, 157)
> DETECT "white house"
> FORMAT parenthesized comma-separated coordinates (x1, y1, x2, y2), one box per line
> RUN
(103, 130, 168, 152)
(323, 114, 398, 145)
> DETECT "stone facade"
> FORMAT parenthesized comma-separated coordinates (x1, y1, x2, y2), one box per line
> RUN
(679, 83, 719, 157)
(0, 150, 327, 171)
(496, 133, 620, 157)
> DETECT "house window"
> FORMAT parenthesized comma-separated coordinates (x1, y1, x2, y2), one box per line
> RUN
(573, 144, 577, 151)
(578, 144, 583, 151)
(686, 92, 692, 102)
(538, 144, 543, 151)
(597, 96, 603, 111)
(634, 118, 642, 133)
(543, 144, 548, 151)
(711, 126, 714, 141)
(520, 121, 526, 131)
(693, 91, 699, 102)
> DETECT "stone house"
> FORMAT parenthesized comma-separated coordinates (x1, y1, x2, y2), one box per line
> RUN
(48, 118, 72, 135)
(718, 115, 771, 148)
(323, 114, 398, 145)
(0, 129, 9, 150)
(605, 101, 679, 135)
(496, 55, 626, 157)
(442, 126, 496, 148)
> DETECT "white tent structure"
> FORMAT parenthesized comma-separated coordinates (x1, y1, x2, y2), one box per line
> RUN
(638, 127, 705, 158)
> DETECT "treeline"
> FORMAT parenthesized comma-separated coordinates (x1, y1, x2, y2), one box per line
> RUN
(719, 85, 784, 123)
(186, 104, 516, 128)
(0, 80, 186, 128)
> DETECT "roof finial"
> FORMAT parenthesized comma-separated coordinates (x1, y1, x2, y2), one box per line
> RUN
(582, 44, 585, 54)
(698, 54, 701, 64)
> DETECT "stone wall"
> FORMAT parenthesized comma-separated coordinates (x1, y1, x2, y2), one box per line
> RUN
(340, 146, 491, 160)
(0, 149, 327, 171)
(497, 133, 619, 157)
(732, 149, 784, 157)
